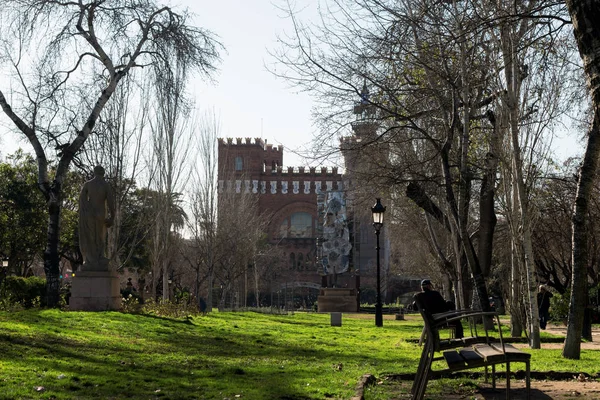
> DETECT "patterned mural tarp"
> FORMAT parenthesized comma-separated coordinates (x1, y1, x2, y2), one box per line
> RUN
(318, 191, 352, 275)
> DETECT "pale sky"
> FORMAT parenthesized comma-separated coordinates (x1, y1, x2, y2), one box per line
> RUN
(189, 0, 321, 168)
(0, 0, 323, 168)
(0, 0, 585, 168)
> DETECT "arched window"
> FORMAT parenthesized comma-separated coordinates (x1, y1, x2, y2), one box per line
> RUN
(297, 253, 304, 271)
(279, 212, 315, 238)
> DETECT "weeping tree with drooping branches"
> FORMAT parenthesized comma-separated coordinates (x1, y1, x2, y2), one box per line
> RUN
(0, 0, 221, 306)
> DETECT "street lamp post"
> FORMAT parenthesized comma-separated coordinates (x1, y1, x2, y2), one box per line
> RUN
(0, 257, 8, 289)
(371, 198, 386, 327)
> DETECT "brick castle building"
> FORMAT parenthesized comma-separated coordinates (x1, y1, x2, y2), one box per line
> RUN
(217, 89, 391, 308)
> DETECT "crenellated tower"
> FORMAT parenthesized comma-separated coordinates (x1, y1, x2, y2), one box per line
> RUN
(217, 137, 344, 306)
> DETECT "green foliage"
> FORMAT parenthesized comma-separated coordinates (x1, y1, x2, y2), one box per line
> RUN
(57, 169, 87, 264)
(0, 276, 46, 308)
(0, 152, 47, 274)
(0, 151, 85, 274)
(550, 290, 570, 322)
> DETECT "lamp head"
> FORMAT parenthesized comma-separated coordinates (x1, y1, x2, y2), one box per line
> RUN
(371, 198, 386, 231)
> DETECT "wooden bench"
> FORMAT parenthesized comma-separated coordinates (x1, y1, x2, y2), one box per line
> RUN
(412, 293, 530, 400)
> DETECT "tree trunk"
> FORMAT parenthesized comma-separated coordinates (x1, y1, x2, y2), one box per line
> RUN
(563, 0, 600, 359)
(207, 269, 214, 313)
(43, 188, 62, 307)
(564, 119, 600, 358)
(163, 266, 169, 301)
(499, 15, 541, 348)
(510, 239, 524, 337)
(479, 112, 499, 278)
(254, 263, 261, 307)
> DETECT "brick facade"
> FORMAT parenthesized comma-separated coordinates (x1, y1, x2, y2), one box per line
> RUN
(218, 137, 344, 295)
(217, 90, 391, 307)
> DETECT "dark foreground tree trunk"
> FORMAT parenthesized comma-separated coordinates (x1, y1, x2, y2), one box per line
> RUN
(563, 0, 600, 360)
(564, 119, 599, 358)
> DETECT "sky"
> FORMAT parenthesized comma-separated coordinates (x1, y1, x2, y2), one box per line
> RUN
(0, 0, 585, 168)
(186, 0, 585, 168)
(0, 0, 322, 168)
(188, 0, 321, 168)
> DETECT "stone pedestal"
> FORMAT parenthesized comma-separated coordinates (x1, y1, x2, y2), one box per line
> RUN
(69, 270, 121, 311)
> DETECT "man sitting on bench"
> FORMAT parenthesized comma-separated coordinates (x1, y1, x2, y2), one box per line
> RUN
(414, 279, 464, 339)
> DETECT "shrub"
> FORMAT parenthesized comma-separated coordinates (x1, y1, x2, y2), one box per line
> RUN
(140, 297, 199, 318)
(550, 290, 570, 322)
(0, 276, 46, 308)
(121, 293, 142, 313)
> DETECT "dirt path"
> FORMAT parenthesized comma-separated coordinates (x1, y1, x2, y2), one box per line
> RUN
(380, 324, 600, 400)
(475, 324, 600, 399)
(384, 379, 600, 400)
(534, 324, 600, 349)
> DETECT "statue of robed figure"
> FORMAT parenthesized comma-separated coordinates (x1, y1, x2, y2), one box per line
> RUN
(78, 165, 115, 271)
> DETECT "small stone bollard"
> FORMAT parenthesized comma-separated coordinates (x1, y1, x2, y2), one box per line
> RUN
(331, 312, 342, 326)
(395, 308, 405, 320)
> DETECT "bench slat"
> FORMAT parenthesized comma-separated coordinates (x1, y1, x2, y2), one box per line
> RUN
(490, 343, 531, 361)
(460, 347, 488, 367)
(443, 349, 469, 369)
(473, 344, 506, 363)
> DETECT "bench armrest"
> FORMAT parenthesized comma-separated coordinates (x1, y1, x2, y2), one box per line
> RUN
(431, 309, 503, 344)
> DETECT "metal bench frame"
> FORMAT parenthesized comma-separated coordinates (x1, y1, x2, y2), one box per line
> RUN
(412, 293, 531, 400)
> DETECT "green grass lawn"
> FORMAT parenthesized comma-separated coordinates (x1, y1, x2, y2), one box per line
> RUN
(0, 310, 598, 400)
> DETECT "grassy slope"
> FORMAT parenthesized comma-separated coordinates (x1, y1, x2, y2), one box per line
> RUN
(0, 311, 597, 400)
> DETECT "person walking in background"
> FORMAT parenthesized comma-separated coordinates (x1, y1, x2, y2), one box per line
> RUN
(537, 285, 553, 330)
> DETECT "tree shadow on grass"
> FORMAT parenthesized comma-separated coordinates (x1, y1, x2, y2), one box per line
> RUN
(0, 310, 408, 399)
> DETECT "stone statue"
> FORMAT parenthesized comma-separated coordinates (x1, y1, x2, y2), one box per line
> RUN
(78, 165, 115, 271)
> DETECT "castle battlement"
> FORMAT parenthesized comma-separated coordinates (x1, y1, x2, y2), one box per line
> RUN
(218, 137, 341, 179)
(218, 137, 282, 152)
(266, 166, 340, 176)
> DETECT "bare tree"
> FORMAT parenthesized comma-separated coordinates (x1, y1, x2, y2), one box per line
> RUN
(81, 74, 152, 274)
(489, 0, 576, 348)
(0, 0, 221, 306)
(272, 0, 502, 312)
(186, 111, 272, 311)
(149, 47, 194, 301)
(272, 0, 580, 340)
(213, 185, 268, 310)
(563, 0, 600, 359)
(187, 110, 221, 311)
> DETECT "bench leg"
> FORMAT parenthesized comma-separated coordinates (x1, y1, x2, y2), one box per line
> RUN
(491, 364, 496, 389)
(411, 346, 428, 399)
(526, 360, 530, 400)
(411, 347, 434, 400)
(411, 348, 427, 396)
(413, 356, 433, 400)
(505, 362, 510, 400)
